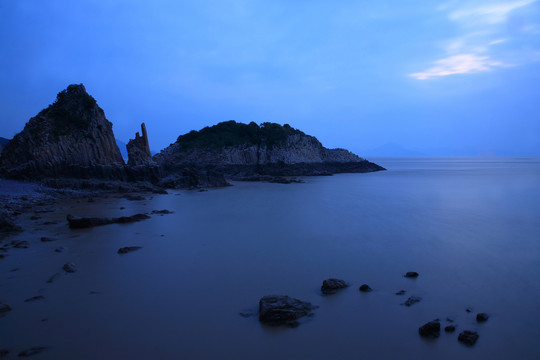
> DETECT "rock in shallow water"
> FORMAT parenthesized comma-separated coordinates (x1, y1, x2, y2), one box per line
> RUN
(117, 246, 142, 254)
(445, 325, 456, 332)
(458, 330, 479, 346)
(259, 295, 316, 327)
(321, 278, 349, 295)
(66, 213, 150, 229)
(418, 321, 440, 338)
(63, 262, 77, 273)
(359, 284, 372, 292)
(404, 271, 419, 278)
(476, 313, 489, 322)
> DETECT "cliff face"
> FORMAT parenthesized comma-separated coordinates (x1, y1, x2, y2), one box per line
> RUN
(154, 121, 384, 176)
(0, 84, 124, 179)
(127, 123, 153, 166)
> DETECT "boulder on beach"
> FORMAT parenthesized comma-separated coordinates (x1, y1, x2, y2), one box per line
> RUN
(418, 320, 440, 338)
(259, 295, 316, 327)
(321, 278, 349, 295)
(458, 330, 479, 346)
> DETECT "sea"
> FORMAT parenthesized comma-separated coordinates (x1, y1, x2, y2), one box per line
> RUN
(1, 157, 539, 359)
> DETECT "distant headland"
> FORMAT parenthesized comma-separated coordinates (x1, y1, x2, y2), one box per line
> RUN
(0, 84, 384, 191)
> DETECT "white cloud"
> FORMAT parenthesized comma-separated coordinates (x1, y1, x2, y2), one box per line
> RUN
(411, 0, 538, 80)
(410, 54, 503, 80)
(449, 0, 536, 25)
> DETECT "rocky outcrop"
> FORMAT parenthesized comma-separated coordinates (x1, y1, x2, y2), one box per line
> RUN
(127, 123, 153, 166)
(154, 121, 384, 177)
(0, 84, 124, 180)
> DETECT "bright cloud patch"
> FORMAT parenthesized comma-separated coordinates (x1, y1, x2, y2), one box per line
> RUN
(410, 54, 503, 80)
(449, 0, 536, 25)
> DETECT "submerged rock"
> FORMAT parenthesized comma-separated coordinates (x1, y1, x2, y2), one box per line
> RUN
(18, 347, 48, 357)
(46, 273, 62, 283)
(458, 331, 479, 346)
(418, 321, 440, 338)
(40, 236, 56, 242)
(117, 246, 142, 254)
(321, 278, 349, 295)
(24, 295, 45, 302)
(401, 296, 422, 307)
(395, 290, 406, 295)
(259, 295, 316, 327)
(151, 209, 173, 215)
(404, 271, 419, 278)
(0, 303, 11, 314)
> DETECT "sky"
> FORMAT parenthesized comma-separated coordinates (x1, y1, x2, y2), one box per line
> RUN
(1, 0, 539, 156)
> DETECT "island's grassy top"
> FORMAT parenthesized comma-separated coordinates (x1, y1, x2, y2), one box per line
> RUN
(176, 121, 305, 150)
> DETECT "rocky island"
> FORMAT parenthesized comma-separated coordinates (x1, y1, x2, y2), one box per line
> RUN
(0, 84, 384, 191)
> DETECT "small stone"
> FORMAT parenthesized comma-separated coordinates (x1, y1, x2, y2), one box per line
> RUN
(401, 296, 422, 306)
(24, 296, 45, 302)
(117, 246, 142, 254)
(445, 325, 456, 332)
(466, 307, 473, 313)
(476, 313, 489, 322)
(404, 271, 419, 278)
(446, 317, 454, 322)
(40, 237, 56, 242)
(63, 262, 77, 273)
(418, 321, 440, 338)
(359, 284, 372, 292)
(18, 346, 47, 357)
(151, 209, 173, 215)
(239, 312, 255, 318)
(458, 330, 479, 346)
(54, 247, 66, 253)
(321, 278, 349, 295)
(395, 290, 406, 295)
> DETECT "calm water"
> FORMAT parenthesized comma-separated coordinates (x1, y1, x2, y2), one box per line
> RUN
(1, 157, 539, 359)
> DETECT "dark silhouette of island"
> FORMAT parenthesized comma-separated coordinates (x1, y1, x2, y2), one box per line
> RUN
(0, 84, 384, 190)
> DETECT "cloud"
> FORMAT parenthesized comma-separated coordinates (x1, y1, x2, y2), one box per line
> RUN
(411, 0, 538, 80)
(448, 0, 536, 25)
(410, 54, 504, 79)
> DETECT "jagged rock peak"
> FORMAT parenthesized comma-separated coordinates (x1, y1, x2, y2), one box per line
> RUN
(127, 123, 153, 166)
(0, 84, 125, 180)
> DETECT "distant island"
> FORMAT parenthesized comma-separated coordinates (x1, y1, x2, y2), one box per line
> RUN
(0, 84, 384, 191)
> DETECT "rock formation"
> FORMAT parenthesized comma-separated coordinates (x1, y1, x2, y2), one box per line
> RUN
(0, 84, 125, 180)
(127, 123, 153, 166)
(154, 121, 385, 177)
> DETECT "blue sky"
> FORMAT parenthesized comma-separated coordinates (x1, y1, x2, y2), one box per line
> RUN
(1, 0, 539, 156)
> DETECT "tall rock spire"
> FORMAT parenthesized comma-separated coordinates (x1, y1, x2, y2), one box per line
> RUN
(127, 123, 153, 166)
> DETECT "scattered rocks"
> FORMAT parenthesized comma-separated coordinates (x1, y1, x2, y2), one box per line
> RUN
(418, 321, 440, 338)
(359, 284, 373, 292)
(476, 313, 489, 322)
(259, 295, 316, 327)
(0, 215, 23, 234)
(0, 303, 12, 314)
(321, 278, 349, 295)
(404, 271, 419, 278)
(458, 330, 479, 346)
(40, 237, 56, 242)
(66, 213, 150, 229)
(395, 290, 406, 295)
(24, 296, 45, 302)
(401, 296, 422, 307)
(445, 325, 456, 332)
(46, 273, 62, 283)
(63, 262, 77, 273)
(117, 246, 142, 254)
(12, 240, 29, 249)
(18, 347, 48, 357)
